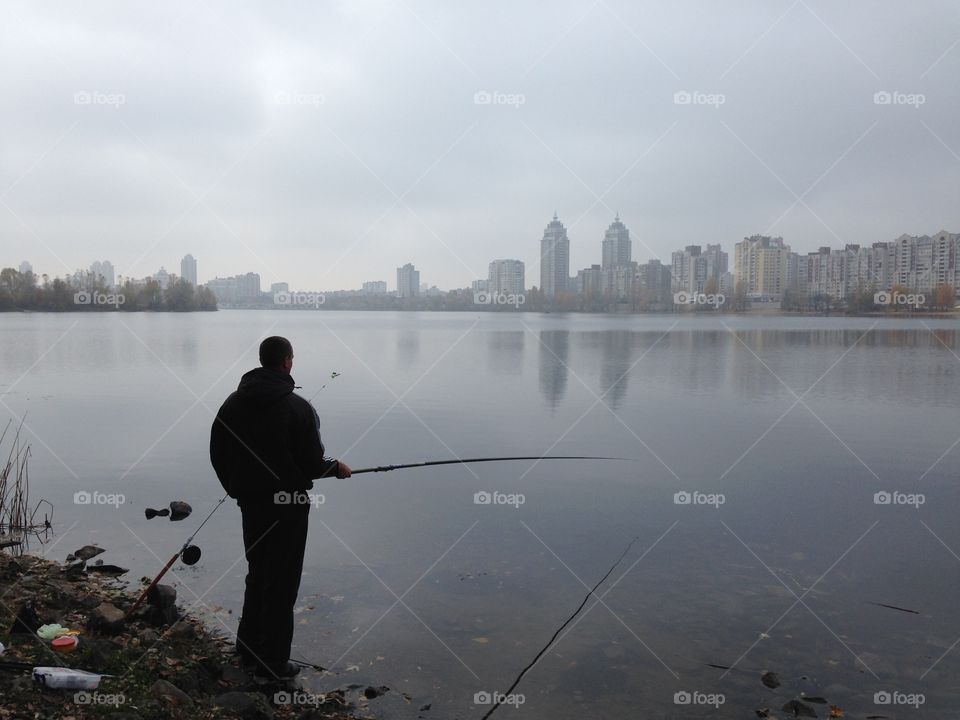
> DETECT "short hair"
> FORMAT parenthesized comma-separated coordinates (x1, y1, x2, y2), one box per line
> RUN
(259, 336, 293, 369)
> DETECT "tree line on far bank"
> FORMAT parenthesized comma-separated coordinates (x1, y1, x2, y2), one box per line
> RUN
(0, 269, 218, 312)
(781, 283, 956, 314)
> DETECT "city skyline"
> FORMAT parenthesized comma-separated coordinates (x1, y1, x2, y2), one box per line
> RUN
(11, 219, 958, 302)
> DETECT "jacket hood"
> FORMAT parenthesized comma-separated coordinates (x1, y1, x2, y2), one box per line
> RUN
(236, 367, 296, 407)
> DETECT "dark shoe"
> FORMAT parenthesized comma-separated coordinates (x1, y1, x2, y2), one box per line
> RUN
(254, 661, 301, 682)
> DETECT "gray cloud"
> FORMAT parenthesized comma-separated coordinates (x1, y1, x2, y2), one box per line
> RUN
(2, 0, 958, 290)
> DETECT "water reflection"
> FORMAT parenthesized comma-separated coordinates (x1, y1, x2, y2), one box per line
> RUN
(485, 330, 524, 377)
(537, 330, 569, 412)
(396, 329, 421, 367)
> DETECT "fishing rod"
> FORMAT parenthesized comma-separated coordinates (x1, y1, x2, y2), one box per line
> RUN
(126, 455, 634, 618)
(351, 455, 634, 474)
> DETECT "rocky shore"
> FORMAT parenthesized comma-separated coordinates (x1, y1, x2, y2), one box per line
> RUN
(0, 550, 379, 720)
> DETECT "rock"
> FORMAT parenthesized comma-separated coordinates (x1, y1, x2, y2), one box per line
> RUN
(76, 592, 103, 610)
(87, 602, 126, 635)
(83, 638, 124, 672)
(168, 620, 197, 639)
(364, 685, 390, 699)
(150, 678, 195, 708)
(761, 670, 781, 689)
(219, 664, 251, 684)
(147, 584, 177, 609)
(213, 691, 273, 719)
(781, 699, 817, 717)
(0, 557, 24, 581)
(72, 545, 106, 562)
(145, 507, 170, 519)
(169, 501, 193, 521)
(64, 559, 87, 579)
(140, 628, 160, 645)
(9, 602, 41, 634)
(87, 564, 129, 576)
(147, 604, 180, 627)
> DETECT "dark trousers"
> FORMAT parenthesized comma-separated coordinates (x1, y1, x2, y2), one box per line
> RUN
(236, 495, 309, 670)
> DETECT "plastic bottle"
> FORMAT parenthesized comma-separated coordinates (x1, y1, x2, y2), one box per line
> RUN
(32, 667, 103, 690)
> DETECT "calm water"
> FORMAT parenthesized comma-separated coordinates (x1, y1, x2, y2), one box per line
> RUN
(2, 310, 960, 718)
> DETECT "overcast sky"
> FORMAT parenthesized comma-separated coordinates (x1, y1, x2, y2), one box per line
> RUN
(2, 0, 959, 290)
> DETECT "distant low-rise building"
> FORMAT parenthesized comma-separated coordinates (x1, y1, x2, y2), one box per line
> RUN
(361, 281, 387, 294)
(205, 272, 262, 304)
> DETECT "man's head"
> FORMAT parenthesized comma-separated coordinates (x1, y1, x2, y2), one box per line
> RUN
(259, 336, 294, 374)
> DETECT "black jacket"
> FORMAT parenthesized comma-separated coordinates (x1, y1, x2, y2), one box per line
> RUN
(210, 367, 338, 499)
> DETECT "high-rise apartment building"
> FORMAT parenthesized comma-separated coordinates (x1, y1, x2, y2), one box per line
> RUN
(540, 213, 570, 297)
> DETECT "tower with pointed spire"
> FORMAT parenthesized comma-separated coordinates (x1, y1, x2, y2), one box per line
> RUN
(601, 213, 631, 270)
(540, 212, 570, 297)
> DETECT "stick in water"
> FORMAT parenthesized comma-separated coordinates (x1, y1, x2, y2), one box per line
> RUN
(480, 535, 641, 720)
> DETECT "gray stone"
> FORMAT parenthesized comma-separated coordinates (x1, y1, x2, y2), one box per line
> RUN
(147, 583, 177, 609)
(149, 678, 195, 708)
(71, 545, 106, 562)
(219, 664, 251, 684)
(86, 602, 125, 635)
(169, 501, 193, 521)
(213, 691, 274, 719)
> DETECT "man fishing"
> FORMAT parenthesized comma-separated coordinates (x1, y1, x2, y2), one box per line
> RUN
(210, 335, 351, 681)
